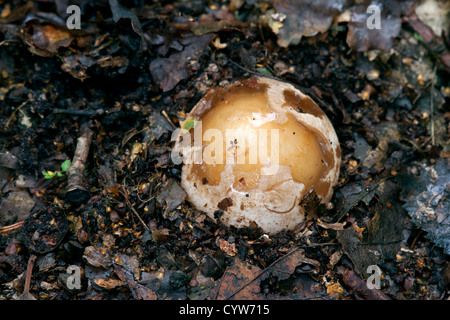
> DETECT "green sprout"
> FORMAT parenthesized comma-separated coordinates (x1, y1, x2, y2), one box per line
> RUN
(182, 117, 198, 131)
(42, 159, 72, 179)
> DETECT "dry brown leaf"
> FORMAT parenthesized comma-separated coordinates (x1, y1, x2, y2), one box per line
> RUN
(210, 257, 264, 300)
(217, 238, 238, 257)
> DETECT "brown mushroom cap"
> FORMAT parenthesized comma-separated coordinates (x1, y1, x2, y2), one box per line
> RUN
(174, 76, 341, 234)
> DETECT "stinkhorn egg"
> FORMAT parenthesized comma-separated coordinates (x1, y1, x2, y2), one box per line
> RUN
(172, 76, 341, 234)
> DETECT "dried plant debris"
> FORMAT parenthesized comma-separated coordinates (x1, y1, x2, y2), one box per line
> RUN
(21, 206, 69, 254)
(156, 179, 187, 217)
(0, 0, 449, 301)
(267, 0, 419, 51)
(269, 0, 350, 47)
(401, 159, 450, 255)
(337, 180, 404, 277)
(0, 190, 35, 225)
(347, 0, 418, 52)
(108, 0, 146, 50)
(415, 0, 450, 37)
(149, 34, 214, 92)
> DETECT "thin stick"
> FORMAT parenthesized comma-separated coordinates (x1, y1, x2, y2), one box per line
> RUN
(120, 186, 150, 231)
(0, 221, 24, 235)
(6, 100, 29, 129)
(23, 255, 37, 294)
(430, 66, 437, 146)
(65, 120, 94, 205)
(161, 110, 177, 130)
(401, 138, 427, 158)
(53, 108, 96, 116)
(16, 254, 37, 300)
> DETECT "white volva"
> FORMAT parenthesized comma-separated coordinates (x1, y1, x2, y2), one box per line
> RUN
(173, 76, 341, 234)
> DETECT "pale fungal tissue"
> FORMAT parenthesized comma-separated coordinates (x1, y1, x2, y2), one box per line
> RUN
(172, 76, 341, 234)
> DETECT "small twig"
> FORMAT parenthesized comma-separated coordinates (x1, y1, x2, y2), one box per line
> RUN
(401, 138, 427, 158)
(430, 65, 437, 146)
(161, 110, 177, 130)
(16, 255, 37, 300)
(53, 108, 97, 117)
(120, 186, 150, 231)
(0, 221, 24, 235)
(296, 242, 339, 248)
(6, 100, 29, 129)
(65, 120, 94, 206)
(229, 59, 283, 83)
(0, 39, 21, 46)
(24, 255, 37, 293)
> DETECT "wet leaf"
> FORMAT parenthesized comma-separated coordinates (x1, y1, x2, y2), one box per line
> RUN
(156, 180, 187, 216)
(114, 252, 140, 281)
(83, 245, 113, 269)
(108, 0, 146, 50)
(141, 269, 188, 300)
(191, 9, 245, 36)
(268, 249, 310, 281)
(269, 0, 350, 47)
(149, 34, 213, 92)
(114, 265, 158, 300)
(338, 180, 404, 278)
(210, 257, 264, 300)
(144, 112, 174, 143)
(347, 0, 418, 52)
(0, 0, 34, 24)
(362, 122, 401, 170)
(20, 21, 74, 57)
(401, 158, 450, 254)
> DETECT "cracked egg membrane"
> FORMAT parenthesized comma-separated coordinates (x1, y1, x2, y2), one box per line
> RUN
(173, 76, 341, 234)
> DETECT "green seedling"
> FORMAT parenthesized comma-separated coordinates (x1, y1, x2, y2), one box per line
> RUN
(42, 159, 72, 179)
(181, 117, 198, 131)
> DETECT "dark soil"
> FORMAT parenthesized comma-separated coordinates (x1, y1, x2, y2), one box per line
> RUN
(0, 0, 449, 300)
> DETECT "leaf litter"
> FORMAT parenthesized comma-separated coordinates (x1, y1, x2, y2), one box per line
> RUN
(0, 0, 449, 301)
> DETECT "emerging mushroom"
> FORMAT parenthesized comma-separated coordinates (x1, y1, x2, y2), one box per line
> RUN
(172, 76, 341, 234)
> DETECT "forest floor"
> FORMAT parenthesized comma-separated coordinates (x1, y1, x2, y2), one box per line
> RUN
(0, 0, 449, 300)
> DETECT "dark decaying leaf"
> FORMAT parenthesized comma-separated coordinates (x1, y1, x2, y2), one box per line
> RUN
(108, 0, 146, 50)
(401, 158, 450, 255)
(209, 257, 264, 300)
(338, 180, 404, 278)
(149, 34, 214, 92)
(141, 269, 188, 300)
(144, 112, 174, 143)
(19, 20, 74, 57)
(342, 269, 391, 300)
(270, 0, 350, 47)
(0, 190, 35, 225)
(190, 8, 246, 36)
(0, 0, 34, 24)
(210, 248, 318, 299)
(83, 245, 113, 269)
(114, 265, 158, 300)
(156, 180, 187, 216)
(347, 0, 418, 52)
